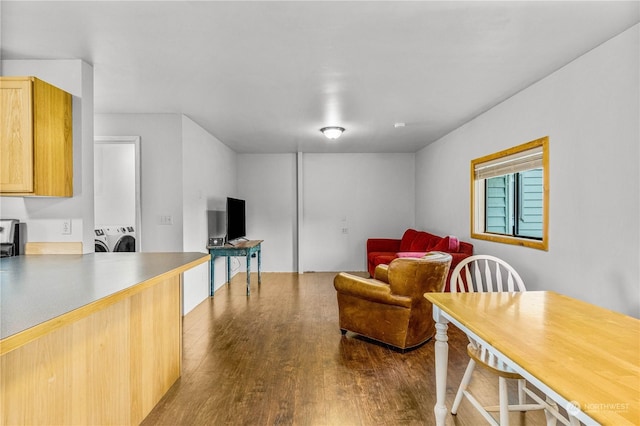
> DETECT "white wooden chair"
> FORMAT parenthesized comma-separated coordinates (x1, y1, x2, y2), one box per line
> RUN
(449, 255, 571, 426)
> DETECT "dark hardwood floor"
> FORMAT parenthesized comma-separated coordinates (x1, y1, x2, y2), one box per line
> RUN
(141, 272, 550, 425)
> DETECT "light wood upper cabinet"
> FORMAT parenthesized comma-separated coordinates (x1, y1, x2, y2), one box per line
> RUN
(0, 77, 72, 197)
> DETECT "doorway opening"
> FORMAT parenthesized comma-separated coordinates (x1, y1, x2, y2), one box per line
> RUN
(94, 136, 142, 252)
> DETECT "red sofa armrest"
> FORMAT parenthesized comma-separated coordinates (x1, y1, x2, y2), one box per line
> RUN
(458, 241, 474, 256)
(367, 238, 401, 254)
(450, 252, 471, 268)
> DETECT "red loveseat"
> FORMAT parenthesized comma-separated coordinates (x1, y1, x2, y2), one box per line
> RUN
(367, 228, 473, 291)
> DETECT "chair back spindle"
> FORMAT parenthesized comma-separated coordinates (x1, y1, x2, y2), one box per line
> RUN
(450, 255, 525, 294)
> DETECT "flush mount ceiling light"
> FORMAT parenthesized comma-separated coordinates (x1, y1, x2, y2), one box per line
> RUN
(320, 126, 345, 140)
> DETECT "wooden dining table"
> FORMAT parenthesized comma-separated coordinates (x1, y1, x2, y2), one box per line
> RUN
(424, 291, 640, 426)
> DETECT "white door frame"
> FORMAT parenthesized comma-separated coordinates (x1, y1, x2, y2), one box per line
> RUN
(94, 136, 142, 251)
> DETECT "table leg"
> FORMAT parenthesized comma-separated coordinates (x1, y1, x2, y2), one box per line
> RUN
(257, 247, 262, 284)
(246, 252, 251, 295)
(210, 255, 215, 296)
(433, 310, 449, 426)
(226, 256, 231, 285)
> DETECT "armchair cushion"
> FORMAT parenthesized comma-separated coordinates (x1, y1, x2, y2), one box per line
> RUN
(397, 251, 428, 258)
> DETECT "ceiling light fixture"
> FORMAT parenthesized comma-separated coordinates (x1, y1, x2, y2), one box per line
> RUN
(320, 126, 345, 140)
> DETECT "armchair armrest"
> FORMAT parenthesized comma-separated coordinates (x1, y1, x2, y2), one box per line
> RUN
(373, 264, 389, 283)
(334, 272, 412, 308)
(366, 238, 401, 253)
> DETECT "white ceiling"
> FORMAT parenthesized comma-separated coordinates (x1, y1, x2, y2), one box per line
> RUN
(2, 1, 638, 153)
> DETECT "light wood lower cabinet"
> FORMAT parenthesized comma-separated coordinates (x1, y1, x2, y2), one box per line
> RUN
(0, 76, 72, 196)
(0, 275, 182, 425)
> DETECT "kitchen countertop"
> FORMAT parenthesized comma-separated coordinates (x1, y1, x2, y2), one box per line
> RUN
(0, 252, 210, 344)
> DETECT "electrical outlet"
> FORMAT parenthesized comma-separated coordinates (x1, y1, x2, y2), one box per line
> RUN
(62, 219, 72, 235)
(159, 215, 173, 225)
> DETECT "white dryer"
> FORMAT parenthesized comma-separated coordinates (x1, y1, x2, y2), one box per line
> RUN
(104, 226, 136, 252)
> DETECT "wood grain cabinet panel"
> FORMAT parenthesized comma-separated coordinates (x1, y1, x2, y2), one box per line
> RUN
(0, 76, 72, 197)
(0, 275, 182, 425)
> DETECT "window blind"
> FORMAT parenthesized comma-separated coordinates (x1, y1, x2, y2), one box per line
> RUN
(474, 146, 543, 180)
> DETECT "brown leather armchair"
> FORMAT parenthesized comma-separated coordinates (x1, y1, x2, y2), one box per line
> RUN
(333, 252, 452, 350)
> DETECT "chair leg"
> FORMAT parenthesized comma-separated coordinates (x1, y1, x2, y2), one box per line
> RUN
(499, 377, 510, 426)
(518, 379, 525, 406)
(544, 395, 558, 426)
(451, 359, 475, 415)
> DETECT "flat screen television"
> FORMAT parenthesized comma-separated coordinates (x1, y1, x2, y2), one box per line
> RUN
(226, 197, 246, 242)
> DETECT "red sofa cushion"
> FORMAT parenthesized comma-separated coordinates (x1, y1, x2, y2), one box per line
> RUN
(370, 253, 397, 269)
(400, 230, 441, 252)
(368, 251, 394, 263)
(425, 234, 444, 250)
(399, 229, 419, 251)
(432, 236, 460, 252)
(410, 232, 432, 251)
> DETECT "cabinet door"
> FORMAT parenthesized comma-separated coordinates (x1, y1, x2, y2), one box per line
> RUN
(0, 79, 34, 193)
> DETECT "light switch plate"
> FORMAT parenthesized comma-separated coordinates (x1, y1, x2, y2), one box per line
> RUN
(159, 215, 173, 225)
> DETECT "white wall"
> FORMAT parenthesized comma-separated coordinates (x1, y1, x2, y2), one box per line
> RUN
(237, 154, 297, 272)
(95, 114, 184, 252)
(301, 153, 415, 272)
(96, 114, 239, 314)
(236, 153, 416, 273)
(182, 115, 237, 312)
(416, 25, 640, 317)
(1, 60, 94, 252)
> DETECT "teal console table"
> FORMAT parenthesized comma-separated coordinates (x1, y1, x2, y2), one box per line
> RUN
(207, 239, 263, 296)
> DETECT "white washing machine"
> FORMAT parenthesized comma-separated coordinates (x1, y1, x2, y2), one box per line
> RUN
(104, 226, 136, 252)
(94, 228, 109, 252)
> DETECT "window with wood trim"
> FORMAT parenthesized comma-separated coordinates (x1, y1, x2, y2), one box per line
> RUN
(471, 136, 549, 250)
